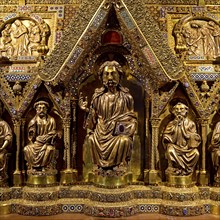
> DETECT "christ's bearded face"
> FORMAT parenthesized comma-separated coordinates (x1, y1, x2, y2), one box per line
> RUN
(102, 65, 120, 89)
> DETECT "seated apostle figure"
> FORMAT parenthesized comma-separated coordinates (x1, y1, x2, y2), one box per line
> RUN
(0, 101, 12, 181)
(24, 99, 58, 172)
(162, 101, 201, 176)
(209, 121, 220, 183)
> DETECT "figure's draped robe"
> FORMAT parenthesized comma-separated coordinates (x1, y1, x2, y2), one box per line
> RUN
(210, 122, 220, 170)
(85, 87, 137, 168)
(13, 24, 29, 56)
(24, 115, 56, 168)
(163, 117, 200, 174)
(0, 120, 12, 173)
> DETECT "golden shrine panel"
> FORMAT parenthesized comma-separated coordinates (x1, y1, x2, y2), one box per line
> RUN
(0, 0, 219, 218)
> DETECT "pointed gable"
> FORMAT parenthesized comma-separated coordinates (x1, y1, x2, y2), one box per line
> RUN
(38, 0, 184, 84)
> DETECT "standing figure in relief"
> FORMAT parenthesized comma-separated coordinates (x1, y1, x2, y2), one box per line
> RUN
(209, 121, 220, 184)
(39, 20, 50, 45)
(79, 61, 137, 173)
(207, 21, 220, 58)
(187, 22, 203, 55)
(28, 21, 41, 55)
(12, 20, 29, 56)
(24, 100, 58, 172)
(162, 101, 201, 176)
(200, 22, 215, 57)
(0, 24, 14, 56)
(0, 101, 12, 181)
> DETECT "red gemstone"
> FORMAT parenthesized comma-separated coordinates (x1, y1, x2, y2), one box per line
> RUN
(101, 30, 123, 45)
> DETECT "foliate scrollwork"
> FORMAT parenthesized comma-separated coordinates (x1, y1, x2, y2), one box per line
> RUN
(63, 93, 71, 118)
(200, 80, 210, 99)
(181, 76, 205, 117)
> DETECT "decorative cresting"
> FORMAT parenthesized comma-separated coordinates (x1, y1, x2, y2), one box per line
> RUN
(0, 0, 19, 5)
(25, 0, 78, 3)
(173, 13, 220, 60)
(38, 0, 184, 82)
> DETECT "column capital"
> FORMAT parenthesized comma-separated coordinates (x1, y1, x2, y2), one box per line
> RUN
(150, 118, 161, 127)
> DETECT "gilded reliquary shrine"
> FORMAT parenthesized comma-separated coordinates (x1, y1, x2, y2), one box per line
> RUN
(0, 0, 219, 218)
